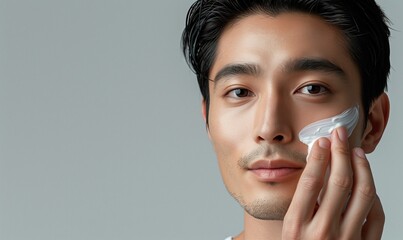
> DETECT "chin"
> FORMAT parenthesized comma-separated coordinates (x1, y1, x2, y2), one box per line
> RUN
(229, 189, 293, 220)
(243, 197, 292, 220)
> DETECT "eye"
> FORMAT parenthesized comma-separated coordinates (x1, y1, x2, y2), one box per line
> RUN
(226, 88, 255, 98)
(298, 84, 329, 95)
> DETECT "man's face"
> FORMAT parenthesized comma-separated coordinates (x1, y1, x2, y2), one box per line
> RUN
(206, 13, 366, 220)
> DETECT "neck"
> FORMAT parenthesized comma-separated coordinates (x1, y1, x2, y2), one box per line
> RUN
(235, 211, 283, 240)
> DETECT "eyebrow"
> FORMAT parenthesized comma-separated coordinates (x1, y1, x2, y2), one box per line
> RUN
(213, 63, 260, 83)
(282, 58, 346, 78)
(212, 58, 346, 86)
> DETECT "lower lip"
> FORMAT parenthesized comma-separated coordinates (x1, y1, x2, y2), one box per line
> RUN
(249, 168, 301, 182)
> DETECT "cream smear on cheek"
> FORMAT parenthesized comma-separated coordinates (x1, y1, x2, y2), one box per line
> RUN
(299, 105, 360, 157)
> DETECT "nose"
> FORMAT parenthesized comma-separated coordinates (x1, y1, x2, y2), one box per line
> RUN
(254, 93, 293, 144)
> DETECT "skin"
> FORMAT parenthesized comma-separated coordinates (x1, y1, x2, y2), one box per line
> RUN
(203, 13, 389, 239)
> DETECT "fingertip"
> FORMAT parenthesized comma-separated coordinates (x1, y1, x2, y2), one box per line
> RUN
(306, 138, 330, 161)
(353, 147, 366, 159)
(336, 126, 348, 142)
(318, 137, 331, 149)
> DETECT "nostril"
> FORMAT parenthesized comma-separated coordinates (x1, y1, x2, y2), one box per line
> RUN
(273, 135, 284, 141)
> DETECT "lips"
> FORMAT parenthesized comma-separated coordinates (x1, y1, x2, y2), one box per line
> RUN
(248, 159, 304, 182)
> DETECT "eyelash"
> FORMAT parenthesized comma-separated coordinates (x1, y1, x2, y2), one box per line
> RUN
(297, 84, 329, 95)
(225, 88, 255, 98)
(224, 84, 329, 99)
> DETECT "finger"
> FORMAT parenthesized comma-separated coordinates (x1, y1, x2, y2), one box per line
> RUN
(341, 147, 377, 238)
(315, 127, 353, 225)
(362, 195, 385, 240)
(283, 138, 330, 238)
(285, 138, 330, 223)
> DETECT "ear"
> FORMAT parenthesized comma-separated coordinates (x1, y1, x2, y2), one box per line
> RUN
(201, 99, 211, 138)
(202, 99, 207, 123)
(361, 92, 390, 153)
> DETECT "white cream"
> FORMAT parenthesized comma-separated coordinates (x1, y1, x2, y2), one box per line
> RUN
(299, 105, 359, 155)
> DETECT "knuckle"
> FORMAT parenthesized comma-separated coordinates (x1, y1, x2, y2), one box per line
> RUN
(358, 183, 376, 200)
(300, 175, 323, 191)
(333, 145, 350, 156)
(309, 151, 328, 163)
(330, 174, 353, 191)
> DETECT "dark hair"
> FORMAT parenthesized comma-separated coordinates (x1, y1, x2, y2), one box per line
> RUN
(181, 0, 390, 124)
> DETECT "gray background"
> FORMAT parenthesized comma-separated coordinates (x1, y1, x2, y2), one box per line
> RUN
(0, 0, 401, 239)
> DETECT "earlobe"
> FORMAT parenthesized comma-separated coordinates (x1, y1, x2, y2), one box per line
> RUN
(361, 93, 390, 153)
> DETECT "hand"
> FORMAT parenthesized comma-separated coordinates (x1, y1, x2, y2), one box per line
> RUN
(283, 127, 385, 240)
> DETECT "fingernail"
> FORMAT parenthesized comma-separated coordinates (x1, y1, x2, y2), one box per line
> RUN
(354, 147, 366, 158)
(337, 127, 348, 142)
(318, 138, 330, 149)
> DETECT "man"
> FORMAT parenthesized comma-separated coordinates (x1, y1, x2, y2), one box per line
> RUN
(181, 0, 391, 239)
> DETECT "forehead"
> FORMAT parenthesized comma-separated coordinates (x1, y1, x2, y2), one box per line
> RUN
(210, 12, 359, 82)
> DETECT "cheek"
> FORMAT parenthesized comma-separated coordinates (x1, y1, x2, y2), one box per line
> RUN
(208, 105, 252, 156)
(209, 117, 243, 166)
(208, 107, 252, 183)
